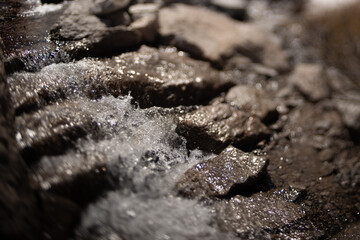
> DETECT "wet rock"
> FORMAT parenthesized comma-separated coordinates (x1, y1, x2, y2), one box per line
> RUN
(15, 103, 98, 162)
(177, 103, 270, 153)
(40, 193, 82, 240)
(216, 190, 316, 239)
(225, 85, 279, 123)
(90, 0, 130, 16)
(159, 4, 288, 71)
(51, 14, 107, 40)
(210, 0, 248, 20)
(7, 59, 112, 114)
(333, 91, 360, 132)
(176, 146, 268, 198)
(332, 222, 360, 239)
(0, 38, 41, 240)
(289, 63, 330, 102)
(105, 46, 234, 107)
(31, 152, 108, 205)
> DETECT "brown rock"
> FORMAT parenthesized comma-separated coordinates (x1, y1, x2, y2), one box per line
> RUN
(177, 103, 270, 153)
(216, 190, 315, 238)
(289, 63, 330, 102)
(105, 46, 234, 107)
(225, 85, 279, 123)
(159, 4, 288, 71)
(15, 102, 98, 162)
(176, 146, 268, 198)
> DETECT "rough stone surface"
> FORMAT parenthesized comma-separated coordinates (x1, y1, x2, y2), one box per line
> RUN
(177, 103, 270, 153)
(216, 190, 317, 239)
(289, 63, 330, 101)
(105, 46, 234, 107)
(210, 0, 248, 20)
(130, 14, 158, 43)
(129, 3, 160, 20)
(15, 103, 98, 162)
(159, 4, 288, 71)
(225, 85, 279, 123)
(31, 152, 108, 205)
(176, 146, 268, 198)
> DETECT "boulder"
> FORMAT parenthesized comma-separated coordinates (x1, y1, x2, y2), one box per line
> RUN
(177, 103, 270, 153)
(176, 146, 268, 198)
(225, 85, 279, 123)
(159, 4, 288, 71)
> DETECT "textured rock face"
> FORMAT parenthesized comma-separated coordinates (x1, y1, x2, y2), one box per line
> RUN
(159, 4, 289, 70)
(176, 146, 268, 198)
(225, 85, 279, 123)
(106, 46, 234, 107)
(289, 63, 330, 101)
(177, 103, 270, 152)
(216, 190, 314, 239)
(334, 92, 360, 132)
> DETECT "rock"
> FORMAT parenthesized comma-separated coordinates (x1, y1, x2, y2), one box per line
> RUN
(334, 91, 360, 132)
(31, 152, 108, 205)
(7, 59, 112, 114)
(129, 3, 160, 21)
(176, 146, 268, 198)
(51, 14, 107, 40)
(216, 190, 316, 239)
(225, 85, 279, 123)
(210, 0, 248, 20)
(15, 103, 98, 162)
(0, 38, 41, 240)
(177, 103, 270, 153)
(90, 0, 130, 16)
(130, 14, 158, 42)
(158, 4, 288, 71)
(105, 46, 234, 107)
(332, 222, 360, 239)
(289, 63, 330, 102)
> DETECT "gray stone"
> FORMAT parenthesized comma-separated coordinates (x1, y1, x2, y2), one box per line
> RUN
(216, 190, 314, 239)
(225, 85, 279, 123)
(289, 63, 330, 102)
(177, 103, 270, 153)
(129, 3, 160, 20)
(159, 4, 288, 71)
(211, 0, 248, 20)
(104, 46, 234, 107)
(130, 14, 158, 42)
(176, 145, 268, 198)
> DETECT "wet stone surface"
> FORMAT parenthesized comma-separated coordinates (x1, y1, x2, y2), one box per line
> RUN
(1, 1, 360, 240)
(177, 103, 270, 152)
(176, 145, 268, 198)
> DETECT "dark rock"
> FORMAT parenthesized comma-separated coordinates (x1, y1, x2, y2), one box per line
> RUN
(177, 103, 270, 153)
(105, 46, 234, 107)
(176, 145, 268, 198)
(159, 4, 288, 71)
(289, 63, 330, 102)
(332, 222, 360, 240)
(0, 38, 41, 240)
(15, 103, 98, 162)
(90, 0, 131, 16)
(31, 152, 108, 205)
(216, 190, 317, 239)
(40, 193, 82, 240)
(7, 59, 113, 114)
(225, 85, 279, 123)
